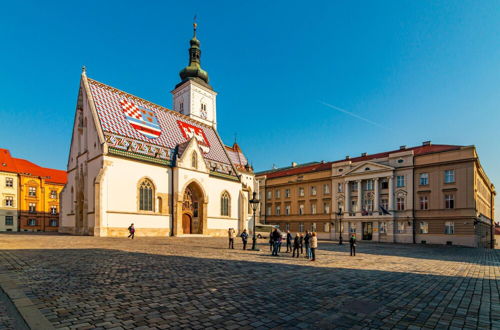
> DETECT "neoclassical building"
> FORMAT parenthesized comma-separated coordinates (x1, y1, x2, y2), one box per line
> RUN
(60, 24, 255, 237)
(257, 142, 496, 248)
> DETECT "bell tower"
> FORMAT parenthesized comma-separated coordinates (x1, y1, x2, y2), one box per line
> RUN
(172, 21, 218, 128)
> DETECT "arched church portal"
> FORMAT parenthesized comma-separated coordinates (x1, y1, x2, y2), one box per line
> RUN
(180, 182, 206, 235)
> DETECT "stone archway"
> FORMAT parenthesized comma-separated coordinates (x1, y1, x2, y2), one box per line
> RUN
(175, 180, 207, 235)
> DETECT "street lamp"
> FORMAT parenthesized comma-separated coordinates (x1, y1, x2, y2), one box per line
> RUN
(336, 208, 343, 245)
(249, 192, 260, 251)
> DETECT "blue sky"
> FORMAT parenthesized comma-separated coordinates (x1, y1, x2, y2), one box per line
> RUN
(0, 1, 499, 217)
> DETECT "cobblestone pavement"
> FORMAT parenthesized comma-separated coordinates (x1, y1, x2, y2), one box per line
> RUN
(0, 233, 498, 329)
(0, 286, 29, 330)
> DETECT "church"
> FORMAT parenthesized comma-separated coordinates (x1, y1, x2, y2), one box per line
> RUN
(60, 23, 256, 237)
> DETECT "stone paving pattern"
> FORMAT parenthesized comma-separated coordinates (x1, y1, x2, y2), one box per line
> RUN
(0, 234, 498, 329)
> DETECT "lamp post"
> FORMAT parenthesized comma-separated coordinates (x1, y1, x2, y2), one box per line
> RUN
(249, 192, 260, 251)
(337, 208, 343, 245)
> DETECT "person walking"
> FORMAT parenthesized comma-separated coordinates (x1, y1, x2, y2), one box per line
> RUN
(349, 234, 356, 256)
(310, 232, 318, 261)
(228, 228, 236, 249)
(299, 233, 304, 255)
(127, 223, 135, 239)
(271, 228, 281, 256)
(304, 230, 311, 259)
(286, 230, 292, 252)
(269, 230, 274, 252)
(240, 229, 249, 250)
(292, 233, 300, 258)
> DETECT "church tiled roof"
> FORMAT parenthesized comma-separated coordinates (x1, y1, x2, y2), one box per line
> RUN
(86, 77, 236, 175)
(225, 143, 248, 166)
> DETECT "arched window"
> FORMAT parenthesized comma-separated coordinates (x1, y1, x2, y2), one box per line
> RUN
(191, 152, 198, 169)
(221, 191, 230, 217)
(139, 179, 154, 211)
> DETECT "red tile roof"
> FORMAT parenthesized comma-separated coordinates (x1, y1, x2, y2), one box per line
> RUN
(14, 158, 67, 184)
(266, 162, 332, 179)
(260, 144, 463, 179)
(0, 149, 18, 173)
(0, 149, 66, 184)
(332, 144, 462, 164)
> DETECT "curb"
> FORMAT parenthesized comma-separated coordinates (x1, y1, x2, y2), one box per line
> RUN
(0, 271, 54, 330)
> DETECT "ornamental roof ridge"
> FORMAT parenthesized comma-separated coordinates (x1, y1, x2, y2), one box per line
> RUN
(86, 77, 212, 129)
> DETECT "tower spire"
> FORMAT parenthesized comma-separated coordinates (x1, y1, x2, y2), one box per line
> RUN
(193, 15, 197, 38)
(178, 18, 210, 88)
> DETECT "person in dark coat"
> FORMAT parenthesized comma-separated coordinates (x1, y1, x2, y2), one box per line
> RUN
(350, 234, 357, 256)
(127, 223, 135, 239)
(299, 233, 304, 254)
(269, 230, 274, 252)
(286, 230, 293, 252)
(304, 230, 311, 259)
(240, 229, 249, 250)
(271, 228, 282, 256)
(292, 233, 300, 258)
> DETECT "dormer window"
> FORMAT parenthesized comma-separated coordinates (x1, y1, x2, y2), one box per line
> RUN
(179, 102, 184, 114)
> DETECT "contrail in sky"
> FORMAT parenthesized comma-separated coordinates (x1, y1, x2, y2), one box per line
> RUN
(318, 101, 387, 129)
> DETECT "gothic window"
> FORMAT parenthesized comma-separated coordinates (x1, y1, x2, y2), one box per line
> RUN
(139, 179, 154, 211)
(191, 152, 198, 169)
(221, 191, 230, 216)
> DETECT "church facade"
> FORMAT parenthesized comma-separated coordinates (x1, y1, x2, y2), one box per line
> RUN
(60, 24, 256, 237)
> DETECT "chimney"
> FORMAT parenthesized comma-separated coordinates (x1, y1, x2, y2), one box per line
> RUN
(291, 162, 297, 167)
(345, 156, 350, 160)
(422, 141, 431, 146)
(361, 152, 367, 157)
(400, 145, 406, 150)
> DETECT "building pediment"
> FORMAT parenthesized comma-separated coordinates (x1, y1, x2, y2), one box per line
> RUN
(343, 161, 394, 176)
(176, 138, 209, 174)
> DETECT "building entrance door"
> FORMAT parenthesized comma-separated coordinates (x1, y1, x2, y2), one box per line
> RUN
(362, 222, 373, 240)
(182, 213, 191, 234)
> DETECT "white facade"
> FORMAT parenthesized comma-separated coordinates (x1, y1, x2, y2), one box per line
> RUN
(331, 150, 415, 243)
(60, 68, 255, 237)
(172, 80, 218, 128)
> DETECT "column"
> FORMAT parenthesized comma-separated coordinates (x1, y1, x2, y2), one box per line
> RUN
(357, 180, 362, 214)
(388, 176, 394, 211)
(374, 178, 379, 213)
(344, 181, 350, 213)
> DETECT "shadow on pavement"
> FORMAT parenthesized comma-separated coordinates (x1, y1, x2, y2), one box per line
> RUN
(0, 247, 497, 329)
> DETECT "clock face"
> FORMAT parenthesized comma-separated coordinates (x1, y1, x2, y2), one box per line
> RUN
(200, 108, 207, 119)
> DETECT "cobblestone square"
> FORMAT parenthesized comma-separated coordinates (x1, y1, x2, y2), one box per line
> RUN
(0, 234, 498, 329)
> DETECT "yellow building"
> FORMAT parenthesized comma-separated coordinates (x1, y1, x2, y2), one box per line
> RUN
(16, 158, 66, 232)
(0, 149, 19, 231)
(0, 149, 66, 232)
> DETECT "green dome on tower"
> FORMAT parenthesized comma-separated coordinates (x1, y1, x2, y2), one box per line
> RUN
(178, 22, 211, 89)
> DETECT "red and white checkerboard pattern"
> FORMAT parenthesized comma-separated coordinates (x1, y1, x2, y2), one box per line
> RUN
(120, 99, 142, 120)
(87, 78, 232, 165)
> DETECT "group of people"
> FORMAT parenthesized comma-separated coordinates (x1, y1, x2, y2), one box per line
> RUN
(272, 229, 318, 260)
(228, 227, 359, 259)
(228, 228, 249, 250)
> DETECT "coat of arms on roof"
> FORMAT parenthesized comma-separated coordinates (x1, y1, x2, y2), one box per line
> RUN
(177, 120, 210, 153)
(120, 98, 162, 139)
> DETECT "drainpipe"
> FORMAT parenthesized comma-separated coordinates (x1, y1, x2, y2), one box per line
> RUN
(170, 157, 175, 237)
(412, 174, 416, 244)
(491, 190, 495, 249)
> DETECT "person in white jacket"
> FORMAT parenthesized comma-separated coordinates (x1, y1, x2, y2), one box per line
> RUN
(310, 232, 318, 261)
